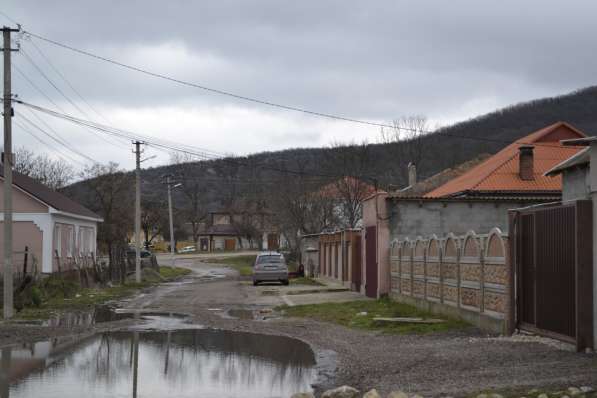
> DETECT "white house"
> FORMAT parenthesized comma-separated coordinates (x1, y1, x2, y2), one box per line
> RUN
(0, 170, 102, 274)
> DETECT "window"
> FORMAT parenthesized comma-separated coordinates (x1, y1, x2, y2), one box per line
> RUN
(66, 225, 74, 257)
(54, 224, 62, 257)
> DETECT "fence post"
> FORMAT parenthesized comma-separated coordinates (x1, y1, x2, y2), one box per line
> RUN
(479, 236, 485, 314)
(22, 246, 28, 276)
(439, 239, 444, 304)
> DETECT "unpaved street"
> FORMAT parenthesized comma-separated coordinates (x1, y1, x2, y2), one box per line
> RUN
(120, 258, 597, 396)
(3, 257, 597, 397)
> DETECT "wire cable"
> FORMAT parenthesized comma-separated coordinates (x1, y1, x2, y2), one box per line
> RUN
(17, 111, 97, 164)
(24, 30, 397, 129)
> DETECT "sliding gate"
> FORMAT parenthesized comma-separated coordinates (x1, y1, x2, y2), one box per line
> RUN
(510, 200, 593, 351)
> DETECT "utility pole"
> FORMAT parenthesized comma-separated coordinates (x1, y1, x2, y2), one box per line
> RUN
(164, 175, 181, 268)
(2, 26, 19, 320)
(166, 176, 175, 267)
(133, 141, 143, 283)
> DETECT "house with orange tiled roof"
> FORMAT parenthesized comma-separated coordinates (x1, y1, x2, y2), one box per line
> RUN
(360, 122, 587, 299)
(424, 121, 585, 200)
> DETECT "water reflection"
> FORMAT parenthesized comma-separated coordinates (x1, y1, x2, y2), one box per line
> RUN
(0, 329, 317, 398)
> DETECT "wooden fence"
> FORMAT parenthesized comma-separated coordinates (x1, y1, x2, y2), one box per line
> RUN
(390, 228, 511, 333)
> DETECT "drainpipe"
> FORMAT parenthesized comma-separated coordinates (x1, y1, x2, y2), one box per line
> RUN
(590, 143, 597, 345)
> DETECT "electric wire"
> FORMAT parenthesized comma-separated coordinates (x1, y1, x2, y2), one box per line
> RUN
(13, 119, 87, 167)
(17, 111, 97, 164)
(24, 30, 396, 130)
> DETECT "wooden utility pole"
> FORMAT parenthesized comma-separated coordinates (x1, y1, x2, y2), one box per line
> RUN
(2, 26, 19, 319)
(133, 141, 142, 283)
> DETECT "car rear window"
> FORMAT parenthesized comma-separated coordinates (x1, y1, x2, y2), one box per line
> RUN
(256, 255, 284, 264)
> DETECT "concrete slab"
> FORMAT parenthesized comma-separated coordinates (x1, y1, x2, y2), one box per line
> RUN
(282, 291, 369, 306)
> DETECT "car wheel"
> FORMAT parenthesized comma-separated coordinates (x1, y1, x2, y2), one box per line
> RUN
(253, 280, 258, 286)
(282, 279, 289, 286)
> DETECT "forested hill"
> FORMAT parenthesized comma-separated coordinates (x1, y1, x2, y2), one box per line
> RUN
(64, 85, 597, 211)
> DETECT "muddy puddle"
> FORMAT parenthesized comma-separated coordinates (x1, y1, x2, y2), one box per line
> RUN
(0, 328, 317, 397)
(222, 307, 280, 321)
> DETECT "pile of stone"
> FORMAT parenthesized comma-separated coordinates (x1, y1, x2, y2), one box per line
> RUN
(291, 386, 416, 398)
(291, 385, 596, 398)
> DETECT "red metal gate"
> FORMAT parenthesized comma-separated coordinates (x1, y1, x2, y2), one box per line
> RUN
(352, 238, 362, 292)
(365, 226, 377, 298)
(511, 201, 593, 351)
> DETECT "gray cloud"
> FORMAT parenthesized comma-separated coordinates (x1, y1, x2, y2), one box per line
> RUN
(3, 0, 597, 170)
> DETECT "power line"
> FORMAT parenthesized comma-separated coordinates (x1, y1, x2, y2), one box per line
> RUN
(17, 111, 96, 164)
(13, 119, 87, 167)
(23, 30, 398, 130)
(24, 36, 112, 125)
(16, 100, 378, 179)
(18, 47, 128, 149)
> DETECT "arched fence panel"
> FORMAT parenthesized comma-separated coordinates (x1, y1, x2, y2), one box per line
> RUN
(425, 236, 441, 302)
(412, 238, 427, 298)
(389, 228, 510, 335)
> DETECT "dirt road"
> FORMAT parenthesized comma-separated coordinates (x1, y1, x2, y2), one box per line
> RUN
(4, 257, 597, 396)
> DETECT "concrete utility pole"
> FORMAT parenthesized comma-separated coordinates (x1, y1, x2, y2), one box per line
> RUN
(133, 141, 143, 283)
(2, 26, 19, 320)
(165, 175, 181, 268)
(166, 176, 175, 267)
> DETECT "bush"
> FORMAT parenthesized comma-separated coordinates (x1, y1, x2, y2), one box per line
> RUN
(30, 287, 42, 307)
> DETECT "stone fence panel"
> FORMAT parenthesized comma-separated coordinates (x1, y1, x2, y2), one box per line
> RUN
(389, 228, 510, 334)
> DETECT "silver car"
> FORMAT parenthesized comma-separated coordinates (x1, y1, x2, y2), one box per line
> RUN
(252, 252, 289, 286)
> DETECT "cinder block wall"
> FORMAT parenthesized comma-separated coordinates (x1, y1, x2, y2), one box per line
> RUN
(390, 229, 511, 334)
(389, 200, 530, 241)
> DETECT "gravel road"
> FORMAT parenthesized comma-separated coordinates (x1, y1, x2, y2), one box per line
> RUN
(2, 257, 597, 397)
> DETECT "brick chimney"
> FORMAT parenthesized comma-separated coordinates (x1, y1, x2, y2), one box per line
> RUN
(408, 162, 417, 187)
(519, 145, 534, 181)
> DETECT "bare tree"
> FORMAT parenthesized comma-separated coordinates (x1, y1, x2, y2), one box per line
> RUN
(324, 142, 374, 229)
(379, 116, 430, 185)
(141, 199, 168, 249)
(14, 147, 75, 190)
(170, 152, 210, 245)
(78, 162, 133, 281)
(267, 157, 337, 254)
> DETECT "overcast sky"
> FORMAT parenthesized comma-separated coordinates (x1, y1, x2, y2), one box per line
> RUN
(2, 1, 597, 171)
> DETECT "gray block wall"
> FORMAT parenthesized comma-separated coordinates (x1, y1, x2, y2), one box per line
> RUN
(562, 167, 590, 202)
(389, 200, 531, 241)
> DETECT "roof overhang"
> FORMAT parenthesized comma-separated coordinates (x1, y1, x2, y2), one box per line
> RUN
(561, 136, 597, 146)
(50, 209, 104, 223)
(545, 147, 590, 176)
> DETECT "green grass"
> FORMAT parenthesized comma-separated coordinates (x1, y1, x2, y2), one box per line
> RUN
(290, 277, 324, 286)
(158, 266, 192, 279)
(15, 266, 191, 320)
(278, 298, 469, 334)
(209, 255, 256, 276)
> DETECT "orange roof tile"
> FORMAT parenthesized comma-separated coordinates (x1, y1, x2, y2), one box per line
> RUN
(424, 122, 586, 198)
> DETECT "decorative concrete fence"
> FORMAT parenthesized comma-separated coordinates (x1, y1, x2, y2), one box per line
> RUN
(390, 228, 510, 333)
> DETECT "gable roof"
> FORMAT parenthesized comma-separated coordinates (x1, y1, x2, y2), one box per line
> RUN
(1, 169, 102, 220)
(424, 122, 586, 198)
(392, 154, 491, 198)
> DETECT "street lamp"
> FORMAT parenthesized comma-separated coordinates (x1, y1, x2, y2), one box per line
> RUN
(164, 175, 182, 267)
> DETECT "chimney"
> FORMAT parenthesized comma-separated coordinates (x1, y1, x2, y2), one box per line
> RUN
(408, 162, 417, 186)
(519, 145, 534, 181)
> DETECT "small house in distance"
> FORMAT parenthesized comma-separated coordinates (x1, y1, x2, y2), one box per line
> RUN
(0, 170, 103, 275)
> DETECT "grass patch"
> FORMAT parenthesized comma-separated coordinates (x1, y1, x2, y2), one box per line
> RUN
(209, 255, 256, 276)
(290, 277, 324, 286)
(15, 266, 191, 320)
(278, 298, 469, 334)
(159, 266, 192, 279)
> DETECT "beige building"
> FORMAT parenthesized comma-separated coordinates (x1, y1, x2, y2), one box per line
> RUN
(0, 171, 102, 274)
